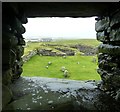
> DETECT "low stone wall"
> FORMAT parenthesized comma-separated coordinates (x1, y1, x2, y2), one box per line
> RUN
(37, 48, 75, 56)
(22, 50, 37, 62)
(55, 47, 75, 56)
(71, 44, 98, 56)
(96, 9, 120, 100)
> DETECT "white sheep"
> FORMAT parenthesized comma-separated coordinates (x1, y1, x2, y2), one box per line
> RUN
(63, 70, 69, 78)
(61, 66, 66, 72)
(45, 66, 49, 69)
(48, 61, 52, 65)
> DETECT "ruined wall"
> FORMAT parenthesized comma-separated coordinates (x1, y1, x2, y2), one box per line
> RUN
(2, 3, 27, 108)
(96, 8, 120, 101)
(2, 2, 120, 110)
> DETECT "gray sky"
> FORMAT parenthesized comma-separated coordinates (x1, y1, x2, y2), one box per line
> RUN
(23, 17, 96, 39)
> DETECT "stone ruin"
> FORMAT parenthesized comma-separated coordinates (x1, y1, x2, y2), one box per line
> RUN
(2, 2, 120, 111)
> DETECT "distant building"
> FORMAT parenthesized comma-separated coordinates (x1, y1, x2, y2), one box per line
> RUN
(25, 38, 39, 42)
(40, 38, 53, 42)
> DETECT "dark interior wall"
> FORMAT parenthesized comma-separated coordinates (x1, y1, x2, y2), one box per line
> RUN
(18, 2, 119, 17)
(2, 2, 120, 109)
(2, 3, 28, 108)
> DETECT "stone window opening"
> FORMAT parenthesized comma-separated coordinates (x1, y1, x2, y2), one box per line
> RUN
(2, 2, 120, 111)
(21, 17, 100, 81)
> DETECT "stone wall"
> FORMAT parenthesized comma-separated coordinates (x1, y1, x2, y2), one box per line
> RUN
(22, 50, 37, 62)
(2, 3, 27, 108)
(2, 2, 120, 111)
(95, 8, 120, 101)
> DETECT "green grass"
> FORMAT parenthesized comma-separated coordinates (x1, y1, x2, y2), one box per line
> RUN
(22, 55, 100, 80)
(24, 42, 41, 55)
(24, 39, 101, 55)
(49, 39, 101, 47)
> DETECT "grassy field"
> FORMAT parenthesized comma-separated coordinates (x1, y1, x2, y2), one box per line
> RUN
(22, 39, 101, 80)
(24, 39, 101, 55)
(22, 55, 100, 80)
(49, 39, 100, 47)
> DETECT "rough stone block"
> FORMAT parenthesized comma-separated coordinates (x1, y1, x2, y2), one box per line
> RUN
(16, 67, 23, 76)
(98, 44, 120, 55)
(109, 28, 120, 41)
(15, 33, 26, 45)
(110, 11, 120, 29)
(98, 60, 118, 72)
(18, 37, 26, 45)
(2, 68, 13, 85)
(10, 49, 16, 65)
(2, 32, 18, 48)
(97, 31, 108, 42)
(12, 67, 23, 81)
(95, 18, 109, 32)
(16, 60, 24, 67)
(97, 68, 113, 90)
(12, 17, 26, 34)
(2, 49, 16, 67)
(20, 12, 28, 24)
(98, 68, 120, 90)
(16, 46, 24, 60)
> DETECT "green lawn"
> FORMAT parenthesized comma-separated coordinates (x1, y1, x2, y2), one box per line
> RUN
(22, 55, 100, 80)
(49, 39, 101, 47)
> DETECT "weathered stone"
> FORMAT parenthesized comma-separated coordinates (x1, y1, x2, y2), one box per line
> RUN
(16, 46, 24, 60)
(2, 68, 13, 85)
(95, 17, 109, 32)
(17, 60, 24, 67)
(10, 49, 16, 65)
(18, 37, 25, 45)
(109, 28, 120, 42)
(2, 77, 120, 111)
(115, 89, 120, 101)
(15, 33, 26, 45)
(2, 32, 18, 48)
(97, 31, 108, 42)
(19, 12, 28, 24)
(97, 68, 120, 90)
(2, 84, 13, 109)
(110, 10, 120, 29)
(71, 44, 97, 56)
(22, 50, 37, 62)
(55, 47, 75, 56)
(98, 44, 120, 55)
(2, 49, 16, 66)
(16, 67, 23, 76)
(98, 60, 118, 71)
(37, 49, 67, 56)
(98, 53, 120, 64)
(12, 17, 26, 34)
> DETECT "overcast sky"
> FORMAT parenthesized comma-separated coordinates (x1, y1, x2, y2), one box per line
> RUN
(23, 17, 97, 40)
